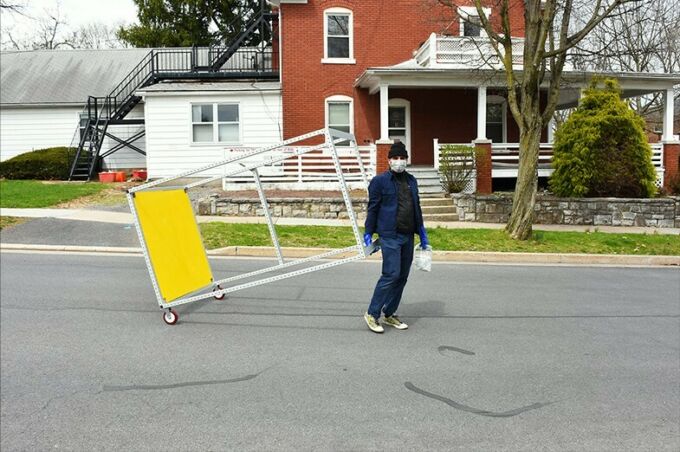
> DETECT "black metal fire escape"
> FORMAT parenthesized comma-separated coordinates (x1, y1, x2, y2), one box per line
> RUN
(69, 4, 278, 181)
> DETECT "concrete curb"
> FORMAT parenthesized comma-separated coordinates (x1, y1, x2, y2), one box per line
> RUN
(2, 243, 678, 266)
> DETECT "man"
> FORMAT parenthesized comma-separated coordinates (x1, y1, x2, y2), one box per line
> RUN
(363, 142, 429, 333)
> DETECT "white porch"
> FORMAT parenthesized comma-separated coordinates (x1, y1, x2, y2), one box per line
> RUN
(356, 33, 680, 191)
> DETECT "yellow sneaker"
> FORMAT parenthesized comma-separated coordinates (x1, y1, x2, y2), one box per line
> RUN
(382, 315, 408, 330)
(364, 312, 384, 333)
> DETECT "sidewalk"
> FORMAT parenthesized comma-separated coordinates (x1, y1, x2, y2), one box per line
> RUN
(1, 207, 679, 266)
(3, 207, 679, 235)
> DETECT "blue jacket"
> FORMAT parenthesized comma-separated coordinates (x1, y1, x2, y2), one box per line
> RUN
(364, 170, 424, 238)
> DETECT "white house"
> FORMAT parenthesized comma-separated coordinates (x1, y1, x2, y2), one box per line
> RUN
(136, 81, 282, 179)
(0, 49, 149, 169)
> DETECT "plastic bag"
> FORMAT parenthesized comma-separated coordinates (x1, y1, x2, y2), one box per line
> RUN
(414, 244, 432, 272)
(364, 238, 381, 256)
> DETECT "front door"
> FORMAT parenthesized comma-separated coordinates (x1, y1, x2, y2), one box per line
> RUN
(388, 99, 412, 164)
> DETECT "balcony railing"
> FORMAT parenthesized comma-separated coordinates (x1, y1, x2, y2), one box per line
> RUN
(415, 33, 524, 69)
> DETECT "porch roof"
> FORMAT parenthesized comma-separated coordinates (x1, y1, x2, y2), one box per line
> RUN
(355, 63, 680, 110)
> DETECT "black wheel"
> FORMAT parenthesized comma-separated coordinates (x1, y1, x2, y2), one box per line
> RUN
(213, 285, 225, 300)
(163, 309, 178, 325)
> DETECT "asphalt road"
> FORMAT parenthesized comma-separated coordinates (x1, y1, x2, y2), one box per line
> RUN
(1, 252, 678, 451)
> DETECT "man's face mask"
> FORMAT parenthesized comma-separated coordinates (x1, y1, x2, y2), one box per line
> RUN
(389, 158, 407, 173)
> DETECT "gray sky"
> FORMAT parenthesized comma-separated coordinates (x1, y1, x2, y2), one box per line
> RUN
(1, 0, 138, 28)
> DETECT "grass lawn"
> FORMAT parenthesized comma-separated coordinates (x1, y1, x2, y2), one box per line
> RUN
(0, 180, 111, 208)
(199, 223, 680, 255)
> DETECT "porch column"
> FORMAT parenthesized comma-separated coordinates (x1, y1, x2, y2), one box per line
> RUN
(662, 88, 679, 192)
(477, 86, 487, 140)
(376, 84, 393, 174)
(473, 141, 493, 194)
(662, 88, 675, 142)
(547, 117, 556, 143)
(475, 86, 492, 194)
(663, 142, 679, 192)
(379, 84, 390, 141)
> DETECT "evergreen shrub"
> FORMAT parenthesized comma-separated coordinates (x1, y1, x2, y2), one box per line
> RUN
(549, 79, 656, 198)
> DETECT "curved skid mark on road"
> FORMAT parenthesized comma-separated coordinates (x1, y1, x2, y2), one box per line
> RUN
(437, 345, 475, 356)
(404, 382, 553, 418)
(103, 374, 258, 392)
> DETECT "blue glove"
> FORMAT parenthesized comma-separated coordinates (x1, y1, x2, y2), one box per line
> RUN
(363, 233, 373, 247)
(418, 225, 429, 249)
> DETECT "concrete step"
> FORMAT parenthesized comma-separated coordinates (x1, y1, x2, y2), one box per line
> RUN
(421, 206, 456, 215)
(423, 213, 459, 221)
(419, 185, 446, 194)
(420, 197, 453, 206)
(420, 193, 448, 198)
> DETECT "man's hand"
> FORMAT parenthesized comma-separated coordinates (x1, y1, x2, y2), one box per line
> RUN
(418, 225, 429, 249)
(363, 233, 373, 247)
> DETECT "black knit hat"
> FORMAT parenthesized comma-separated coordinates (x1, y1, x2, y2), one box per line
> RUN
(388, 141, 408, 158)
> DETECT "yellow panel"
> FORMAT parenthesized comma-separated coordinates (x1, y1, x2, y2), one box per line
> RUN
(133, 189, 213, 302)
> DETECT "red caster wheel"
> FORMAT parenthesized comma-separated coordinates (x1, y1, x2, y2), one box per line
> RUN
(213, 285, 225, 300)
(163, 308, 178, 325)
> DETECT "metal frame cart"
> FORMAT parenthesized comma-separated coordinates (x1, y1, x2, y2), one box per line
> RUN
(127, 128, 370, 325)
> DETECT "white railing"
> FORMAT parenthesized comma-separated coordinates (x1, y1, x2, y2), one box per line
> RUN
(491, 143, 554, 178)
(221, 145, 375, 189)
(434, 141, 553, 178)
(416, 33, 524, 69)
(435, 140, 666, 184)
(651, 142, 664, 188)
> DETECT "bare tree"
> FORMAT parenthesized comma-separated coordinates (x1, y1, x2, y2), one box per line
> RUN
(73, 22, 126, 49)
(34, 2, 75, 49)
(439, 0, 643, 240)
(570, 0, 680, 132)
(0, 0, 26, 14)
(1, 0, 125, 50)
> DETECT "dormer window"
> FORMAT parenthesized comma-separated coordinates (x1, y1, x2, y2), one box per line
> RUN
(323, 8, 355, 64)
(458, 6, 491, 37)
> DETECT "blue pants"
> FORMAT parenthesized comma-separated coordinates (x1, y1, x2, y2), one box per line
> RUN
(367, 233, 414, 319)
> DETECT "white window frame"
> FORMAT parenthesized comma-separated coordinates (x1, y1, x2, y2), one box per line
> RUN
(322, 7, 355, 64)
(190, 102, 242, 145)
(486, 94, 507, 143)
(325, 95, 354, 149)
(388, 98, 411, 164)
(458, 6, 491, 37)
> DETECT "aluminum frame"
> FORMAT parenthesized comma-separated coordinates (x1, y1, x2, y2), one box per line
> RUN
(127, 128, 370, 316)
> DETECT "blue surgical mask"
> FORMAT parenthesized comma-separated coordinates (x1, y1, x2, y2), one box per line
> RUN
(389, 159, 407, 173)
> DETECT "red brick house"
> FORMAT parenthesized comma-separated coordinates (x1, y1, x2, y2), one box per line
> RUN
(6, 1, 676, 192)
(271, 0, 680, 193)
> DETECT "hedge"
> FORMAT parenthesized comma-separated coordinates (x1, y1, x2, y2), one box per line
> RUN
(0, 147, 77, 180)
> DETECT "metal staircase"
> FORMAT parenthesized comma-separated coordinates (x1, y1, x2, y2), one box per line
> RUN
(69, 5, 278, 181)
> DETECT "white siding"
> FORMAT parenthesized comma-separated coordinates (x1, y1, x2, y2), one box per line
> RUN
(0, 106, 81, 161)
(99, 104, 146, 171)
(143, 91, 282, 179)
(0, 104, 146, 170)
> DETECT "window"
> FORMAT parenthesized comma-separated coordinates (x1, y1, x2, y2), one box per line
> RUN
(458, 6, 491, 37)
(325, 95, 353, 146)
(464, 16, 482, 37)
(323, 8, 354, 63)
(191, 103, 240, 143)
(388, 107, 406, 141)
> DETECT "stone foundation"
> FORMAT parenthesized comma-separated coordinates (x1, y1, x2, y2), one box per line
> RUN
(451, 193, 680, 228)
(198, 196, 368, 220)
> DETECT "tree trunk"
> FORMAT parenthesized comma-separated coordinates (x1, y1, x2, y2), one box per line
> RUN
(505, 120, 542, 240)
